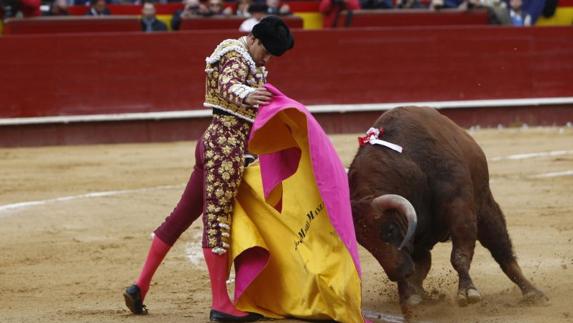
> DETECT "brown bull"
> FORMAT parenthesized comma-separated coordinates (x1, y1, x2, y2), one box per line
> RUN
(348, 106, 545, 307)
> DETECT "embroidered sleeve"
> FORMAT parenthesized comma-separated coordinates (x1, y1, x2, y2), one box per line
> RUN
(217, 52, 257, 107)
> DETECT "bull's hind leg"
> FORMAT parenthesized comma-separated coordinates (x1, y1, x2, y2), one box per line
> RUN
(445, 197, 482, 306)
(477, 195, 546, 302)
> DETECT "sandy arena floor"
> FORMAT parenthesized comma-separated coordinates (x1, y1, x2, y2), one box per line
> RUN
(1, 126, 572, 323)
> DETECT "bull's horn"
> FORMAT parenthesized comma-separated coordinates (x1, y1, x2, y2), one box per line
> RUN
(371, 194, 417, 251)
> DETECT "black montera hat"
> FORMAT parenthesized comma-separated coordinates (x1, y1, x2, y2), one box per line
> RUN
(252, 16, 294, 56)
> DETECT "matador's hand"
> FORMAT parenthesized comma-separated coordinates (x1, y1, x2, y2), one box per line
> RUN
(245, 88, 272, 106)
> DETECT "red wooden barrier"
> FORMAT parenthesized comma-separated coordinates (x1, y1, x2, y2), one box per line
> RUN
(0, 26, 572, 119)
(337, 9, 490, 27)
(180, 15, 303, 30)
(2, 16, 141, 34)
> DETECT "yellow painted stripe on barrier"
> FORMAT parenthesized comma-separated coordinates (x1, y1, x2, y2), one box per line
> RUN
(157, 14, 173, 31)
(536, 8, 573, 26)
(294, 12, 324, 30)
(0, 20, 3, 35)
(138, 14, 174, 31)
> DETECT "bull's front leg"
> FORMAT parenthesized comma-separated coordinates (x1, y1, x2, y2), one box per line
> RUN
(447, 198, 482, 306)
(397, 249, 432, 311)
(398, 279, 424, 317)
(398, 280, 421, 306)
(402, 249, 432, 304)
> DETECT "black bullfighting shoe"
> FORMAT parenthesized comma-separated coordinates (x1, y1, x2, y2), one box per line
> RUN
(244, 154, 258, 167)
(209, 309, 263, 322)
(123, 284, 148, 315)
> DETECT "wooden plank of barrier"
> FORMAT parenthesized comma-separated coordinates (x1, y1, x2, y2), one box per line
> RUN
(337, 9, 490, 28)
(180, 15, 304, 30)
(65, 2, 319, 16)
(3, 16, 141, 35)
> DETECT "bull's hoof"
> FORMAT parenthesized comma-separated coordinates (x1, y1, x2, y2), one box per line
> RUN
(467, 288, 482, 303)
(457, 288, 481, 307)
(521, 289, 548, 305)
(405, 294, 423, 306)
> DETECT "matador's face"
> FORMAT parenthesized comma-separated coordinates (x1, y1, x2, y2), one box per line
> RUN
(247, 36, 272, 67)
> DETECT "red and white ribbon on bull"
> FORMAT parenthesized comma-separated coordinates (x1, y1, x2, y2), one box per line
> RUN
(358, 127, 403, 153)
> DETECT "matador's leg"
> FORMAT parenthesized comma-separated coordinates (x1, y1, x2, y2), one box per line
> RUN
(201, 116, 260, 320)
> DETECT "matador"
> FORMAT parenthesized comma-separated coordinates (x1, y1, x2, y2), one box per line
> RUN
(123, 16, 294, 322)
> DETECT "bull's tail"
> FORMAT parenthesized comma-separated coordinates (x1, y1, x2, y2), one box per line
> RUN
(476, 192, 516, 265)
(477, 191, 542, 298)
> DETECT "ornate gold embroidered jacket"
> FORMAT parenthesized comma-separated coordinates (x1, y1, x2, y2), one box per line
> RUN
(204, 37, 267, 122)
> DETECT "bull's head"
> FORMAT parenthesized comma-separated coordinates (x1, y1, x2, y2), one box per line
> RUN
(352, 194, 417, 281)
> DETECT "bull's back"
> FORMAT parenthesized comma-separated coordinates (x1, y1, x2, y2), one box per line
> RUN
(375, 107, 485, 170)
(375, 107, 490, 206)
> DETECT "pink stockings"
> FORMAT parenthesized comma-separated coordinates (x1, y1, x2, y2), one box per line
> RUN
(134, 240, 247, 316)
(131, 139, 247, 316)
(133, 140, 205, 300)
(203, 248, 248, 317)
(134, 237, 170, 300)
(132, 240, 247, 316)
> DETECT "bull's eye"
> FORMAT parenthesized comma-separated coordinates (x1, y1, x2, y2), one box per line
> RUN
(381, 224, 398, 243)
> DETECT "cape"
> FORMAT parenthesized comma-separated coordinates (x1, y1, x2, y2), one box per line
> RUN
(229, 84, 364, 322)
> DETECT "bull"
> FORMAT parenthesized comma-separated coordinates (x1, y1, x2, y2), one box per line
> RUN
(348, 106, 545, 308)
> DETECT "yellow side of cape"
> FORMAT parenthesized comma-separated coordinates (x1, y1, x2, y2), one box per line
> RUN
(230, 110, 363, 322)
